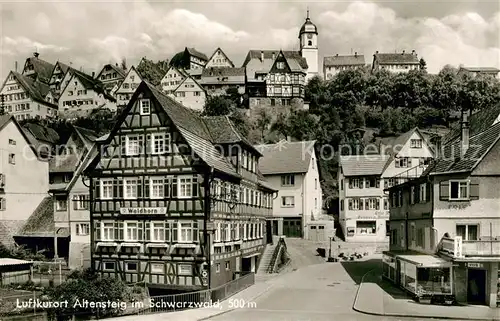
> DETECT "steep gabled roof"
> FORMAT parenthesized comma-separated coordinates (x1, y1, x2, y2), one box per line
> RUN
(96, 63, 127, 80)
(340, 154, 390, 176)
(206, 48, 235, 67)
(201, 67, 245, 78)
(242, 50, 308, 78)
(324, 54, 366, 67)
(22, 122, 60, 145)
(430, 121, 500, 175)
(255, 140, 316, 175)
(24, 56, 55, 83)
(174, 75, 205, 93)
(186, 47, 208, 61)
(63, 70, 116, 102)
(116, 66, 143, 93)
(203, 116, 262, 156)
(443, 103, 500, 145)
(15, 197, 69, 238)
(459, 67, 500, 73)
(92, 81, 238, 177)
(7, 72, 57, 108)
(374, 52, 419, 65)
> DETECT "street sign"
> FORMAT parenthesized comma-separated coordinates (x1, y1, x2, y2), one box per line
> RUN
(467, 263, 483, 268)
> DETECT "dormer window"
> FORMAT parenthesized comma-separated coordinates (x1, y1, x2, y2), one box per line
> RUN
(139, 99, 150, 115)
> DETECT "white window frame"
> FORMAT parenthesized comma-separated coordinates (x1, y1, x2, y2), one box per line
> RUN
(150, 178, 164, 199)
(125, 221, 139, 241)
(125, 262, 138, 272)
(139, 99, 151, 115)
(456, 224, 479, 241)
(76, 223, 90, 236)
(124, 179, 138, 199)
(151, 263, 164, 274)
(281, 175, 295, 186)
(178, 221, 198, 243)
(410, 139, 422, 148)
(178, 175, 197, 199)
(74, 194, 89, 210)
(103, 262, 115, 271)
(100, 179, 113, 200)
(449, 180, 469, 201)
(215, 222, 221, 242)
(151, 221, 166, 242)
(281, 196, 295, 207)
(225, 223, 231, 242)
(125, 135, 141, 156)
(55, 199, 67, 211)
(235, 223, 240, 240)
(178, 264, 192, 276)
(101, 222, 114, 241)
(151, 133, 171, 154)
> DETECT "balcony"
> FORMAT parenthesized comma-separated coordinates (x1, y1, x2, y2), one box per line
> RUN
(390, 163, 430, 187)
(438, 236, 500, 258)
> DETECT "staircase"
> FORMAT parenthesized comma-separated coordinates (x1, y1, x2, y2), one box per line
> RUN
(256, 243, 277, 275)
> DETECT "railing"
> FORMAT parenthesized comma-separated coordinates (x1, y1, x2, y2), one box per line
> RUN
(390, 163, 429, 187)
(267, 237, 287, 273)
(137, 272, 255, 315)
(439, 236, 500, 257)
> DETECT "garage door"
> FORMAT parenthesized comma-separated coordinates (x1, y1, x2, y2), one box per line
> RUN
(283, 218, 302, 238)
(309, 225, 326, 242)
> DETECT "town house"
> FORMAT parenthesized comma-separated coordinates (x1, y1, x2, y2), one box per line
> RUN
(384, 110, 500, 307)
(372, 50, 420, 73)
(84, 81, 275, 293)
(256, 140, 326, 240)
(95, 63, 127, 95)
(323, 53, 366, 79)
(338, 128, 434, 242)
(115, 66, 143, 108)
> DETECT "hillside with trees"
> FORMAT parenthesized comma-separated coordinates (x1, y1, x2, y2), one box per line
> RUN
(203, 66, 500, 211)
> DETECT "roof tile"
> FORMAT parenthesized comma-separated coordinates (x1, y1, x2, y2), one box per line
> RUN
(324, 55, 366, 67)
(255, 140, 315, 175)
(340, 154, 390, 176)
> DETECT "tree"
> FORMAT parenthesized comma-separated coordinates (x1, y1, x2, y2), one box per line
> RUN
(458, 73, 500, 112)
(137, 58, 169, 86)
(121, 58, 127, 71)
(203, 95, 234, 116)
(255, 109, 271, 141)
(365, 70, 394, 110)
(419, 58, 427, 71)
(45, 269, 133, 320)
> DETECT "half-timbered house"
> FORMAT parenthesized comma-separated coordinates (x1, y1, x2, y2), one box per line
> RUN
(84, 81, 275, 293)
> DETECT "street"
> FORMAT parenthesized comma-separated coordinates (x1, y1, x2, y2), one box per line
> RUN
(208, 240, 454, 321)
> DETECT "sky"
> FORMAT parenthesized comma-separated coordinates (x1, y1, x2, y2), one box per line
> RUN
(0, 0, 499, 80)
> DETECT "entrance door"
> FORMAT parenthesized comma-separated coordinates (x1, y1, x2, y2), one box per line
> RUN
(272, 220, 279, 236)
(241, 258, 251, 275)
(266, 221, 273, 244)
(467, 268, 487, 304)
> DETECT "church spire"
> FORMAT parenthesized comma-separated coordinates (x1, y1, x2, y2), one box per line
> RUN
(306, 7, 310, 20)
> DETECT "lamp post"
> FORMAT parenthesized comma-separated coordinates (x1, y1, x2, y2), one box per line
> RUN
(328, 236, 333, 259)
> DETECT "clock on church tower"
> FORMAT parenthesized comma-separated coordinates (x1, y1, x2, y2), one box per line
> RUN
(298, 10, 319, 82)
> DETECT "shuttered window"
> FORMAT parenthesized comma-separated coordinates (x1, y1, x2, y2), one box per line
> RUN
(449, 180, 469, 200)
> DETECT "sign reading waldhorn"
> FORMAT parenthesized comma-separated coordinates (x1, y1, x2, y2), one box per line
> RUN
(119, 208, 167, 215)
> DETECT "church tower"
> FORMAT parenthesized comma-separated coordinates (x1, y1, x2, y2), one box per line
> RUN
(299, 9, 319, 82)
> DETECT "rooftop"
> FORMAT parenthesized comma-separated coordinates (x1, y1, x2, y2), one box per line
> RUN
(339, 154, 390, 176)
(324, 54, 366, 67)
(255, 140, 316, 175)
(374, 51, 419, 65)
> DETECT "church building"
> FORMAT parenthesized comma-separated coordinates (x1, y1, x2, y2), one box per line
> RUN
(242, 11, 318, 109)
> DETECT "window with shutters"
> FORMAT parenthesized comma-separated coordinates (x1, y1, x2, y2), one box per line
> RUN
(76, 223, 90, 236)
(178, 221, 198, 243)
(124, 179, 138, 199)
(139, 99, 150, 115)
(178, 175, 198, 198)
(365, 198, 379, 210)
(102, 222, 114, 241)
(395, 157, 411, 168)
(449, 180, 469, 200)
(348, 198, 362, 210)
(365, 177, 379, 188)
(150, 179, 164, 199)
(125, 135, 142, 155)
(151, 133, 170, 154)
(73, 194, 89, 210)
(100, 179, 113, 199)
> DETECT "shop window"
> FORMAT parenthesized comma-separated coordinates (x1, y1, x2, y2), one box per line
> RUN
(356, 221, 376, 235)
(456, 224, 478, 241)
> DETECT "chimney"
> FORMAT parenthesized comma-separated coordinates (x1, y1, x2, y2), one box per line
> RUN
(354, 52, 358, 57)
(412, 49, 416, 55)
(336, 53, 338, 57)
(402, 50, 405, 55)
(115, 63, 119, 67)
(14, 61, 18, 72)
(260, 51, 264, 62)
(92, 71, 95, 78)
(272, 52, 276, 60)
(460, 109, 470, 158)
(286, 136, 291, 142)
(33, 52, 39, 58)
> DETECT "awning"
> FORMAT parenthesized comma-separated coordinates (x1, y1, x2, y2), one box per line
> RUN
(398, 255, 452, 268)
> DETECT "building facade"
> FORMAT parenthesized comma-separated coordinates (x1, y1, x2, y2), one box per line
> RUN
(200, 67, 245, 96)
(58, 69, 117, 113)
(338, 128, 434, 242)
(85, 81, 274, 292)
(458, 67, 500, 79)
(256, 140, 324, 239)
(298, 11, 318, 82)
(95, 64, 127, 95)
(172, 76, 206, 112)
(0, 115, 50, 245)
(205, 48, 235, 68)
(48, 61, 71, 97)
(21, 52, 54, 84)
(160, 67, 188, 96)
(115, 67, 143, 108)
(384, 113, 500, 307)
(0, 71, 58, 120)
(323, 53, 366, 80)
(372, 50, 420, 73)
